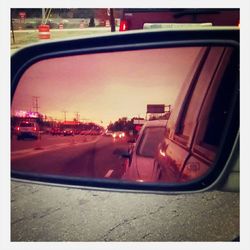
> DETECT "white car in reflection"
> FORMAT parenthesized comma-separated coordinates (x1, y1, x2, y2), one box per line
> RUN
(104, 130, 114, 136)
(16, 121, 40, 140)
(122, 120, 167, 182)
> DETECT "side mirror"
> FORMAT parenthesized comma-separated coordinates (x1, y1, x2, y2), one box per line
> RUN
(11, 28, 239, 193)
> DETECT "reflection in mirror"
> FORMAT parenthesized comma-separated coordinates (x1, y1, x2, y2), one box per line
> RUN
(11, 46, 237, 184)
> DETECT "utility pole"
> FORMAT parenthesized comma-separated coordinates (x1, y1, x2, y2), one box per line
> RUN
(32, 96, 40, 113)
(62, 110, 67, 122)
(11, 16, 15, 44)
(75, 112, 80, 122)
(42, 8, 52, 24)
(109, 8, 116, 32)
(42, 8, 46, 22)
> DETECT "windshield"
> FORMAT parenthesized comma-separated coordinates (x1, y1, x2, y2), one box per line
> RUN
(137, 127, 165, 158)
(19, 122, 35, 127)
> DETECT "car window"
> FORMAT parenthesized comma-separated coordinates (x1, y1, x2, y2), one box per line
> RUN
(137, 127, 165, 157)
(174, 47, 226, 146)
(192, 48, 238, 161)
(19, 122, 34, 127)
(202, 50, 237, 147)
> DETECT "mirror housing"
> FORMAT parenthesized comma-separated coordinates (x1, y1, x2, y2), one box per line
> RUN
(11, 28, 239, 193)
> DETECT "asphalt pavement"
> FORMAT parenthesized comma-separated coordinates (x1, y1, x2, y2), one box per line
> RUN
(12, 134, 128, 178)
(11, 181, 239, 241)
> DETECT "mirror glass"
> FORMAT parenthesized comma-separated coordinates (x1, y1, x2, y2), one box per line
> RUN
(11, 46, 236, 184)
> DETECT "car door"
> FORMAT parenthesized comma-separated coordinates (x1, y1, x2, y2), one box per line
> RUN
(181, 47, 239, 184)
(156, 46, 232, 183)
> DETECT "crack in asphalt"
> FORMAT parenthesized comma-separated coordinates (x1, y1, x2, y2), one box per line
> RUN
(102, 205, 166, 241)
(142, 233, 152, 239)
(38, 207, 61, 219)
(11, 217, 25, 225)
(12, 207, 62, 225)
(100, 198, 235, 241)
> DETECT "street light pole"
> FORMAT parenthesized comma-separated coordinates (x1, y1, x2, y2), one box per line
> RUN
(11, 17, 15, 44)
(109, 8, 116, 32)
(62, 110, 67, 122)
(42, 8, 46, 23)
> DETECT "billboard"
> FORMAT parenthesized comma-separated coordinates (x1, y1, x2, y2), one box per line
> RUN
(147, 104, 165, 114)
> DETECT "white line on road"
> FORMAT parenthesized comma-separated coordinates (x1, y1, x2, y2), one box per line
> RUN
(104, 169, 114, 178)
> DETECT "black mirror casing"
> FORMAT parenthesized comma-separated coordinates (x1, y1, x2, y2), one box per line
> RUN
(11, 28, 239, 193)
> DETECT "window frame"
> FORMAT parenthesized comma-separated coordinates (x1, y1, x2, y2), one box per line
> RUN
(173, 47, 227, 150)
(192, 47, 236, 162)
(136, 126, 166, 158)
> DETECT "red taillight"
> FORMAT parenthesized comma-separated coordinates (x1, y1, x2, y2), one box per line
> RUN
(17, 127, 20, 131)
(119, 20, 128, 32)
(135, 125, 142, 132)
(33, 127, 37, 131)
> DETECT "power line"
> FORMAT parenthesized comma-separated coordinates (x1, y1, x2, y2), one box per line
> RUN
(32, 96, 40, 113)
(75, 112, 80, 122)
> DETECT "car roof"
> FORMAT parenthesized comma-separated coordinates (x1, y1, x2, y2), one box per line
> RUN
(143, 25, 239, 31)
(143, 119, 167, 128)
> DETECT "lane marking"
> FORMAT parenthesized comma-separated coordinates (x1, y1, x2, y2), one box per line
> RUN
(104, 169, 114, 178)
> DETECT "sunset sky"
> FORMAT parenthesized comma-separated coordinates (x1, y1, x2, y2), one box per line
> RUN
(12, 47, 202, 127)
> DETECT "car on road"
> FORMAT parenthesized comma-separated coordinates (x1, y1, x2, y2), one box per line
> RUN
(73, 129, 81, 135)
(119, 8, 239, 31)
(51, 127, 62, 136)
(104, 130, 114, 136)
(16, 121, 39, 140)
(153, 46, 239, 184)
(63, 128, 74, 136)
(80, 130, 90, 135)
(112, 131, 126, 140)
(89, 129, 101, 136)
(122, 120, 167, 182)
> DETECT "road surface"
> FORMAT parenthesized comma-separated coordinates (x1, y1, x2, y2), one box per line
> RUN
(12, 134, 128, 179)
(11, 181, 239, 241)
